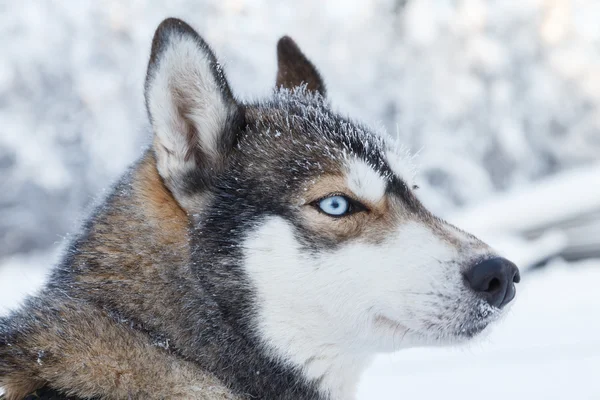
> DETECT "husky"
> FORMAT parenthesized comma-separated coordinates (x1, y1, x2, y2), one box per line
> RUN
(0, 18, 520, 400)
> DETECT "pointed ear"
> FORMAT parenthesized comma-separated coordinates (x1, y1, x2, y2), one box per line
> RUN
(144, 18, 243, 208)
(275, 36, 326, 96)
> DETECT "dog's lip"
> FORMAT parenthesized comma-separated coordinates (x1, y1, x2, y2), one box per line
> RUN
(374, 310, 497, 340)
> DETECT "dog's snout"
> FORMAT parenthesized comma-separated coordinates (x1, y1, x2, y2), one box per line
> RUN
(465, 257, 520, 308)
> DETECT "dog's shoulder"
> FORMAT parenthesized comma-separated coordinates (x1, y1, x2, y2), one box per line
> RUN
(0, 293, 238, 400)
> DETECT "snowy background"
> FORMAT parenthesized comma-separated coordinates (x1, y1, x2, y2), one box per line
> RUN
(1, 0, 600, 398)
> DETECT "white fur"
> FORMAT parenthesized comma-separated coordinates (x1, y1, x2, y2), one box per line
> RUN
(345, 158, 386, 203)
(385, 146, 418, 187)
(243, 216, 496, 399)
(146, 32, 230, 183)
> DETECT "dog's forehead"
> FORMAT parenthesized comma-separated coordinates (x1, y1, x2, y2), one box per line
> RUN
(241, 90, 416, 192)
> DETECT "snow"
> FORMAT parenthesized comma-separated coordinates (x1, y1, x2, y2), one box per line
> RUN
(447, 163, 600, 237)
(2, 0, 600, 398)
(444, 163, 600, 268)
(0, 251, 57, 316)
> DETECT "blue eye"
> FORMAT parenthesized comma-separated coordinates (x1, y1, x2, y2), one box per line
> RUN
(318, 195, 350, 216)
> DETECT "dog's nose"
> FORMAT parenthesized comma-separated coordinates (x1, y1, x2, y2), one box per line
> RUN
(465, 257, 520, 308)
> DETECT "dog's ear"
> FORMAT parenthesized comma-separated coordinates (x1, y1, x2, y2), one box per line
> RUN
(145, 18, 244, 208)
(276, 36, 326, 96)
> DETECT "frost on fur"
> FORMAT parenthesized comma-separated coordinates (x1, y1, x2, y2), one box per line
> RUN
(276, 36, 326, 96)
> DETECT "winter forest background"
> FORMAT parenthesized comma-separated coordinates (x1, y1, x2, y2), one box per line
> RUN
(1, 0, 599, 398)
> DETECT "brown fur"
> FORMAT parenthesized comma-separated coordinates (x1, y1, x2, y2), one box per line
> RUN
(132, 152, 189, 242)
(299, 174, 402, 244)
(2, 300, 236, 400)
(1, 152, 239, 400)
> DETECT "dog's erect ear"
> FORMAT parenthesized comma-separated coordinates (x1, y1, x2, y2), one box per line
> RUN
(276, 36, 326, 96)
(145, 18, 243, 208)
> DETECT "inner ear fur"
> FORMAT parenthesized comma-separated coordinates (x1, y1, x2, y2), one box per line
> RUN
(144, 18, 244, 209)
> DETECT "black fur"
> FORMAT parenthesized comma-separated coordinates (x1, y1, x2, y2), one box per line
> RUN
(22, 388, 82, 400)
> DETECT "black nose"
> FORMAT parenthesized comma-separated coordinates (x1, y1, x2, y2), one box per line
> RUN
(464, 257, 520, 308)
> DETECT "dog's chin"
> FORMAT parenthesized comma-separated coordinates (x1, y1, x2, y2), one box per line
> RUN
(374, 304, 504, 349)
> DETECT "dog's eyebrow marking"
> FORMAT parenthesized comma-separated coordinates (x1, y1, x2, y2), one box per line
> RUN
(346, 158, 386, 203)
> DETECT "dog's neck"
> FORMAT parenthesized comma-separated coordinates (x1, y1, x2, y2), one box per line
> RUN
(187, 234, 372, 399)
(171, 290, 370, 400)
(270, 336, 371, 399)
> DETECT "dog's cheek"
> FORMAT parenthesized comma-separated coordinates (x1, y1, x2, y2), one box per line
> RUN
(350, 222, 459, 325)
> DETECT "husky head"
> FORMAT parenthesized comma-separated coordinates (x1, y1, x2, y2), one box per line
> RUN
(145, 18, 520, 397)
